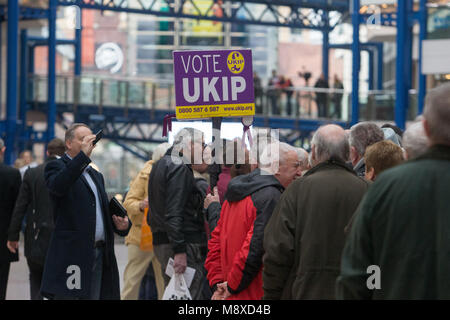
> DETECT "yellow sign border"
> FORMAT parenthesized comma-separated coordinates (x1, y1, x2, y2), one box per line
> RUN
(176, 103, 255, 119)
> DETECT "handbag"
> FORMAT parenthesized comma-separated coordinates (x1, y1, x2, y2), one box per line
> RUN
(140, 208, 153, 251)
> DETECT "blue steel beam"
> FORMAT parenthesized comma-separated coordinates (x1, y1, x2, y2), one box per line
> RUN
(376, 43, 383, 90)
(74, 8, 82, 76)
(5, 0, 19, 165)
(417, 0, 427, 115)
(19, 30, 28, 152)
(47, 0, 57, 143)
(322, 12, 329, 81)
(56, 0, 339, 31)
(351, 0, 360, 126)
(368, 49, 374, 91)
(395, 0, 412, 130)
(109, 139, 149, 161)
(28, 37, 77, 47)
(0, 6, 49, 21)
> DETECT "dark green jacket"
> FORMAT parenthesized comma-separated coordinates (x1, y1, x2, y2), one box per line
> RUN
(263, 159, 369, 299)
(336, 145, 450, 299)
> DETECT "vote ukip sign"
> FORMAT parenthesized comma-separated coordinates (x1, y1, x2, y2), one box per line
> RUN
(173, 49, 255, 119)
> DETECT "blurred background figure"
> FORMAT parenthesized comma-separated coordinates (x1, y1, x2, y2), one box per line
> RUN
(18, 150, 38, 179)
(268, 70, 281, 115)
(121, 142, 170, 300)
(253, 72, 263, 115)
(7, 138, 65, 300)
(314, 73, 329, 118)
(332, 74, 343, 119)
(0, 138, 22, 300)
(283, 77, 294, 116)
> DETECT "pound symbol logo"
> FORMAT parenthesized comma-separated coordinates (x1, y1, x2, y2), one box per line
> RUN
(227, 51, 245, 74)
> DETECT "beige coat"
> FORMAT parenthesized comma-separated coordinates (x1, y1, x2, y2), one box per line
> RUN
(123, 160, 154, 246)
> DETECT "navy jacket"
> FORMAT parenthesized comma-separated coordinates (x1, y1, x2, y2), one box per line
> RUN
(41, 152, 130, 299)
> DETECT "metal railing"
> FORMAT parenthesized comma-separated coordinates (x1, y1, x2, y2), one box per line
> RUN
(28, 74, 418, 122)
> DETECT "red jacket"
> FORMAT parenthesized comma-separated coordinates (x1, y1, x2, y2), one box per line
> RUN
(204, 169, 284, 300)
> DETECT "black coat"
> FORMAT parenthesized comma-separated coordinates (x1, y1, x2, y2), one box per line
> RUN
(8, 158, 57, 265)
(148, 148, 206, 254)
(0, 163, 21, 263)
(42, 152, 131, 299)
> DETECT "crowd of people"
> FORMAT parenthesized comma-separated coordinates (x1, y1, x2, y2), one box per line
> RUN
(254, 67, 344, 119)
(0, 82, 449, 300)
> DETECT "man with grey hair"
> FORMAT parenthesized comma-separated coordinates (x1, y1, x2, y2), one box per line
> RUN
(402, 121, 429, 160)
(147, 127, 210, 299)
(295, 147, 310, 175)
(349, 122, 384, 176)
(0, 138, 22, 300)
(263, 124, 369, 299)
(205, 141, 300, 300)
(337, 83, 450, 299)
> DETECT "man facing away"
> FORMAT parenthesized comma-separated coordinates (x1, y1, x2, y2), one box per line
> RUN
(7, 138, 65, 300)
(42, 123, 131, 300)
(337, 83, 450, 299)
(0, 138, 22, 300)
(349, 122, 385, 177)
(263, 124, 370, 299)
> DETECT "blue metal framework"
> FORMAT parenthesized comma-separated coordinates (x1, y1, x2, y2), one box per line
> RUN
(0, 0, 430, 164)
(57, 0, 347, 31)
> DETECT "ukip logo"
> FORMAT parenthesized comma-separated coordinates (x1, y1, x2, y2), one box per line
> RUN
(227, 51, 245, 74)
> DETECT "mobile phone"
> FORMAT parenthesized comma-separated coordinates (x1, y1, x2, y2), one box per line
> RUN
(92, 129, 103, 146)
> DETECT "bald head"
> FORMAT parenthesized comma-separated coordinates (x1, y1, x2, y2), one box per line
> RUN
(311, 124, 349, 167)
(423, 83, 450, 146)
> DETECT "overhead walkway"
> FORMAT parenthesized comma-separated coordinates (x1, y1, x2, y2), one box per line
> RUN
(23, 74, 418, 160)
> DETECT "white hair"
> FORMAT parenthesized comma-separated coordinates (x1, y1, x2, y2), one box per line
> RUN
(173, 127, 204, 150)
(311, 126, 349, 164)
(403, 122, 429, 159)
(259, 141, 296, 174)
(295, 148, 309, 168)
(423, 83, 450, 145)
(152, 142, 171, 161)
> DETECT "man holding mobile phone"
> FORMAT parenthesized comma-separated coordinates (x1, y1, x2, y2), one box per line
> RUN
(41, 123, 131, 300)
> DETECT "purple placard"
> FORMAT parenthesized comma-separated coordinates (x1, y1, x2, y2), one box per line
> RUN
(173, 49, 255, 119)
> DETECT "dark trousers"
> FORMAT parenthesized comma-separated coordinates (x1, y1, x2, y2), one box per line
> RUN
(317, 98, 327, 118)
(154, 243, 211, 300)
(270, 95, 279, 115)
(138, 262, 158, 300)
(0, 262, 10, 300)
(286, 93, 293, 116)
(53, 247, 103, 300)
(27, 259, 44, 300)
(333, 99, 342, 119)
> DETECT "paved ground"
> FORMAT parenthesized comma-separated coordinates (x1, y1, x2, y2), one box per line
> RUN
(6, 236, 129, 300)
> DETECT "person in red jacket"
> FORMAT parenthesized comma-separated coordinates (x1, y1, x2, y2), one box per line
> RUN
(204, 142, 300, 300)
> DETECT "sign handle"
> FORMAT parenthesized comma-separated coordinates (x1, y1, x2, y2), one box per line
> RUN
(209, 117, 223, 194)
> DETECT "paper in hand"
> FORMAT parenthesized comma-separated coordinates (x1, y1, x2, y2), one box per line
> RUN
(165, 258, 196, 288)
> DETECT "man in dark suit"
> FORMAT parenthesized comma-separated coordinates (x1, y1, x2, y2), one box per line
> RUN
(7, 138, 65, 300)
(42, 123, 131, 300)
(0, 138, 22, 300)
